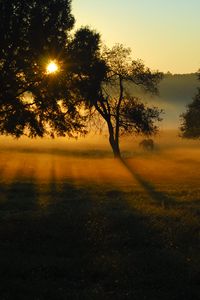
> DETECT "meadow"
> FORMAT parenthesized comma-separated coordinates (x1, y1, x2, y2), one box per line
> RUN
(0, 132, 199, 299)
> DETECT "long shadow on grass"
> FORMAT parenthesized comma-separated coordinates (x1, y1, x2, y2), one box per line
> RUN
(0, 169, 198, 299)
(0, 166, 38, 212)
(120, 158, 179, 209)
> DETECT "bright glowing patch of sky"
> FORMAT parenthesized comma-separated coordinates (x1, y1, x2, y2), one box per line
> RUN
(72, 0, 200, 74)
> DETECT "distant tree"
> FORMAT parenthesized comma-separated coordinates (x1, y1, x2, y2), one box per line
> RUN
(70, 43, 163, 157)
(0, 0, 86, 137)
(180, 72, 200, 138)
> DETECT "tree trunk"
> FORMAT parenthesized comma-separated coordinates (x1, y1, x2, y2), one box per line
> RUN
(109, 132, 121, 158)
(105, 115, 121, 158)
(107, 76, 123, 158)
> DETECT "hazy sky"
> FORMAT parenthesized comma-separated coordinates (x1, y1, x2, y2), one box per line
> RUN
(72, 0, 200, 74)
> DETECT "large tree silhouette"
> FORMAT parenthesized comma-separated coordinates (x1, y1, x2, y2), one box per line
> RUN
(71, 42, 163, 157)
(180, 72, 200, 138)
(0, 0, 86, 137)
(1, 1, 163, 151)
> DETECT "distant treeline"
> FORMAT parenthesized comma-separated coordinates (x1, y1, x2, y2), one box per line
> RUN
(128, 73, 198, 104)
(159, 73, 198, 104)
(125, 73, 199, 128)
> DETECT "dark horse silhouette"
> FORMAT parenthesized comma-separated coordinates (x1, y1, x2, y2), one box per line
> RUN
(139, 139, 154, 151)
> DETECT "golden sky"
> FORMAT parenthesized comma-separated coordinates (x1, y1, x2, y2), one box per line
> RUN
(72, 0, 200, 74)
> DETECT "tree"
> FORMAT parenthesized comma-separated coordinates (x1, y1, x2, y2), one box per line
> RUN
(71, 43, 163, 157)
(0, 0, 85, 138)
(180, 72, 200, 138)
(0, 1, 163, 153)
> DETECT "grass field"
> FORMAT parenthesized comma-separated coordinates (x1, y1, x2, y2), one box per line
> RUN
(0, 133, 199, 299)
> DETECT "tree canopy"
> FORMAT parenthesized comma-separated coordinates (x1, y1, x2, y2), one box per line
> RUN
(0, 1, 163, 154)
(0, 0, 86, 137)
(180, 73, 200, 139)
(72, 43, 163, 157)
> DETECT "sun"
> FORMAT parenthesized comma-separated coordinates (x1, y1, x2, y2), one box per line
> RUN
(46, 61, 59, 74)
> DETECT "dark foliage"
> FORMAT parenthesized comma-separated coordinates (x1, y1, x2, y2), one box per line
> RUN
(180, 73, 200, 138)
(0, 0, 87, 137)
(120, 97, 162, 135)
(74, 43, 163, 157)
(66, 27, 108, 108)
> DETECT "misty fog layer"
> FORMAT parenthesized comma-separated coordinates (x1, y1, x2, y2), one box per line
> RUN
(0, 130, 199, 187)
(126, 73, 199, 128)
